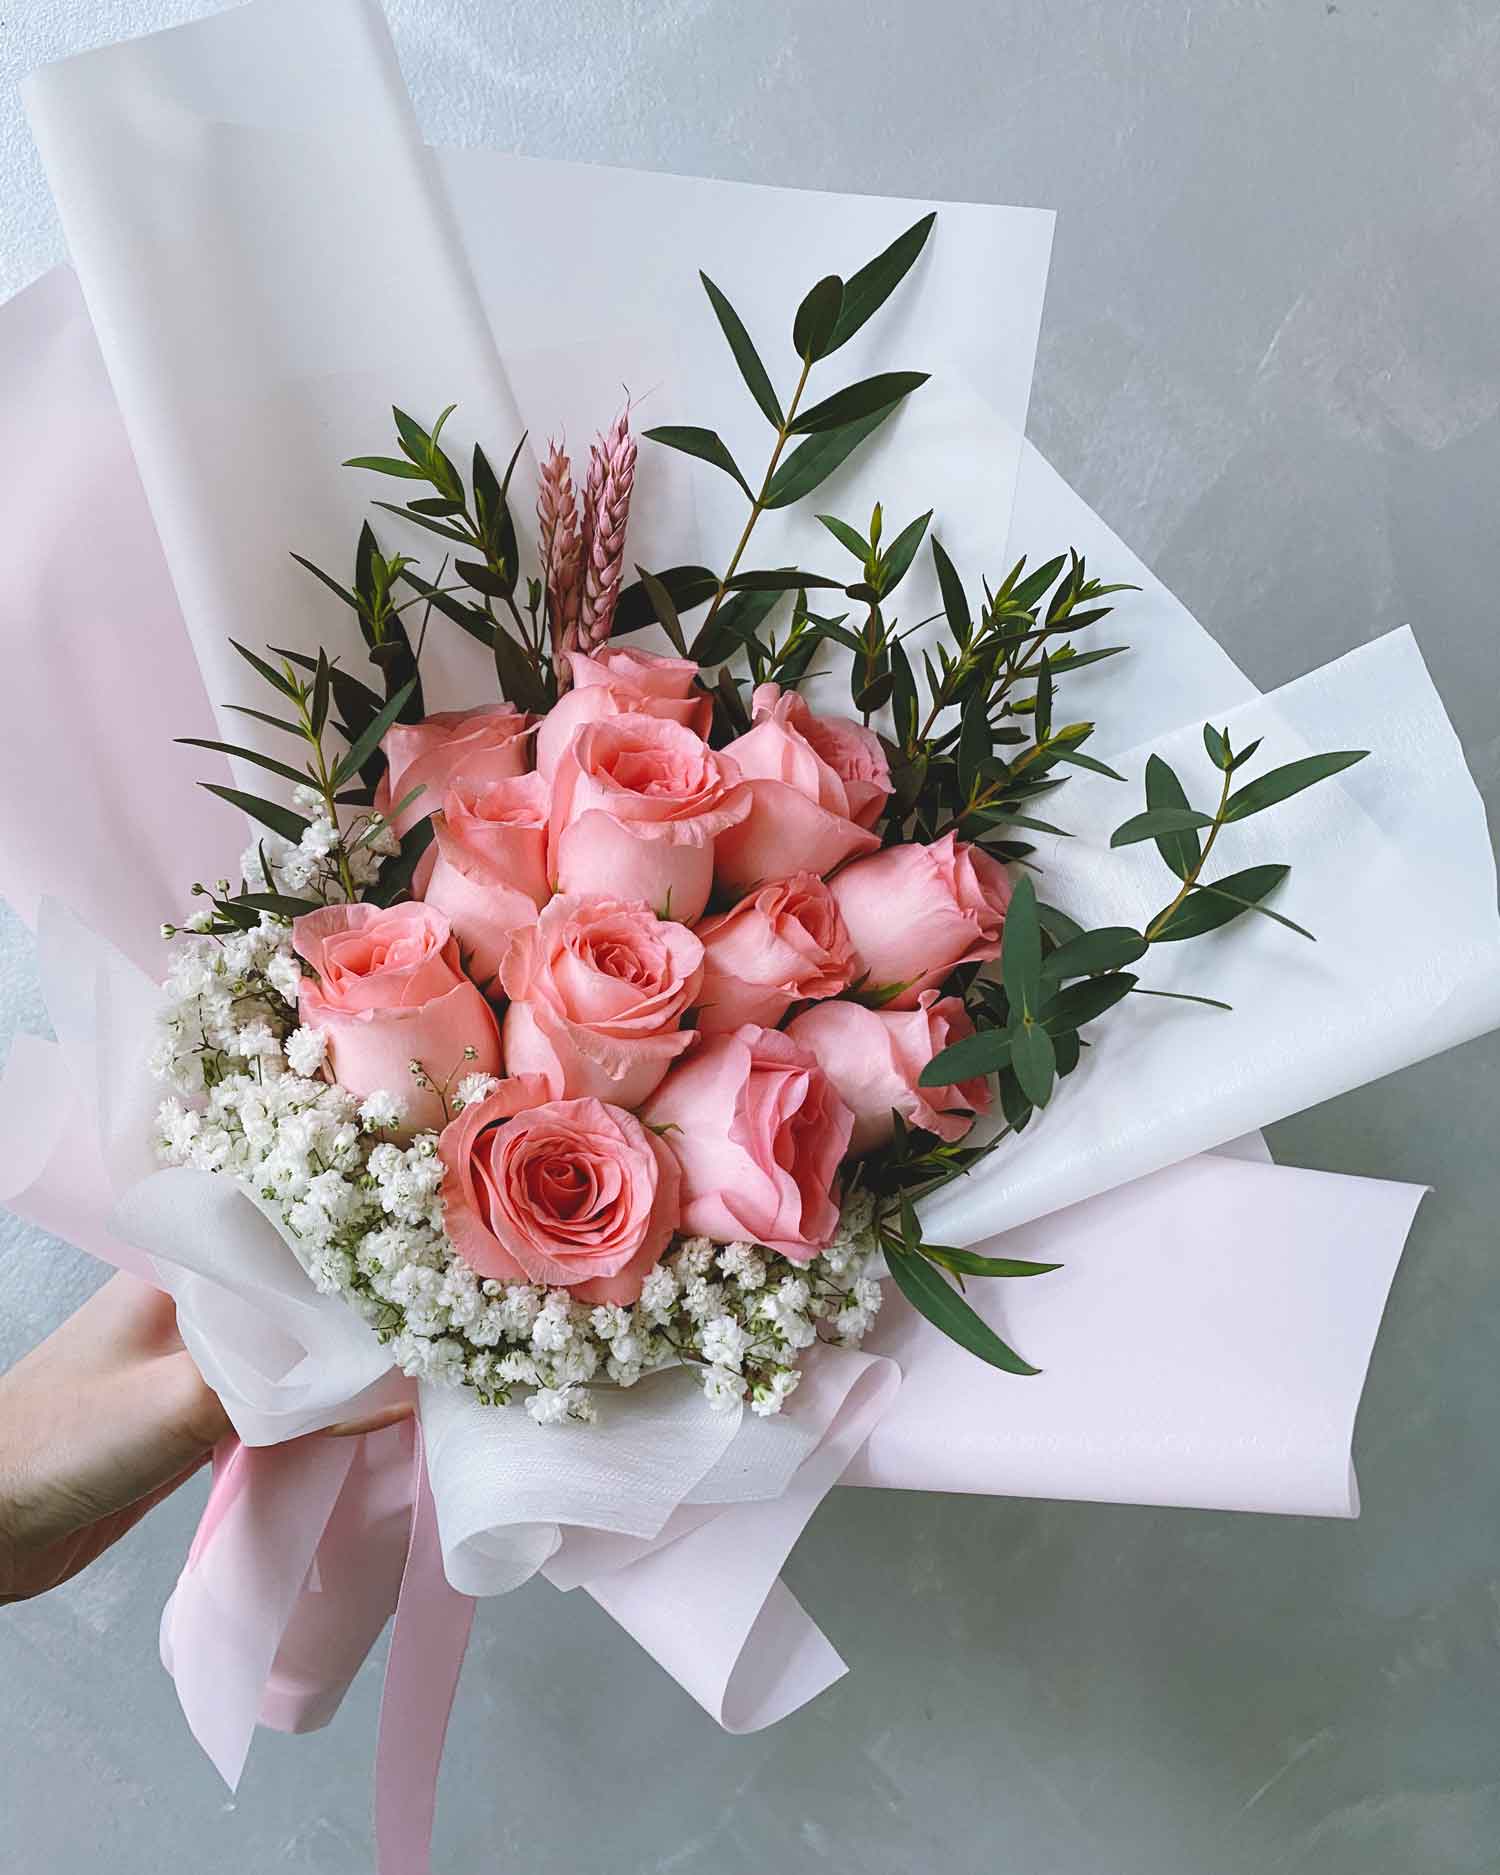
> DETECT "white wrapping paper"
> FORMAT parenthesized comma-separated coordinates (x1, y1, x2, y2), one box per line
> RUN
(7, 0, 1497, 1720)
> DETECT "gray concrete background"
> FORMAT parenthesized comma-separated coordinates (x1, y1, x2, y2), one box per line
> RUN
(3, 1, 1499, 1870)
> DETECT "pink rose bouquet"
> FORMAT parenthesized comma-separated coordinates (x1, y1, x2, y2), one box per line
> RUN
(156, 229, 1363, 1428)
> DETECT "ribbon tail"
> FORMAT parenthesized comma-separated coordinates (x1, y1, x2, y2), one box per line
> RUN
(374, 1422, 476, 1875)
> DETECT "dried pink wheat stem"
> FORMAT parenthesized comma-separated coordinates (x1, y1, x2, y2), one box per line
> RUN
(537, 439, 583, 687)
(579, 404, 637, 650)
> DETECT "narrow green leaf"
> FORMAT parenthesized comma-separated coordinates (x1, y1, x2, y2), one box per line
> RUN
(1052, 747, 1126, 782)
(790, 371, 931, 435)
(224, 704, 305, 738)
(727, 568, 843, 592)
(1036, 901, 1085, 945)
(332, 678, 418, 789)
(1000, 873, 1043, 1018)
(878, 509, 933, 596)
(816, 513, 871, 562)
(643, 425, 754, 500)
(691, 583, 784, 665)
(635, 566, 688, 656)
(1203, 723, 1230, 770)
(343, 455, 427, 479)
(825, 211, 936, 354)
(1110, 805, 1217, 848)
(201, 785, 310, 844)
(1130, 986, 1233, 1012)
(1144, 752, 1201, 877)
(492, 626, 547, 714)
(793, 273, 845, 362)
(924, 1247, 1061, 1278)
(372, 500, 473, 546)
(1042, 926, 1148, 979)
(613, 565, 718, 635)
(289, 552, 358, 611)
(231, 892, 321, 920)
(176, 737, 308, 788)
(764, 402, 905, 510)
(1009, 1019, 1057, 1108)
(700, 272, 783, 427)
(455, 557, 515, 600)
(884, 1242, 1040, 1375)
(1041, 972, 1137, 1034)
(1033, 652, 1054, 743)
(918, 1028, 1012, 1086)
(931, 535, 971, 648)
(229, 638, 297, 699)
(1223, 750, 1368, 822)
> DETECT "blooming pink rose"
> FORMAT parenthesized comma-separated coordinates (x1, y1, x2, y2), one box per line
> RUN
(377, 703, 534, 835)
(694, 872, 855, 1034)
(829, 832, 1012, 1008)
(549, 713, 749, 923)
(641, 1024, 852, 1260)
(500, 895, 703, 1108)
(439, 1082, 679, 1304)
(421, 770, 550, 988)
(535, 646, 711, 778)
(293, 902, 501, 1135)
(713, 683, 889, 893)
(786, 991, 991, 1155)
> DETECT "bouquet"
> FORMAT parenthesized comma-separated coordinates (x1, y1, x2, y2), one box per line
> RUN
(6, 2, 1500, 1869)
(152, 224, 1369, 1424)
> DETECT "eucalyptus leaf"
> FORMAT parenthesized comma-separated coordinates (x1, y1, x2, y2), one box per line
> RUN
(764, 402, 905, 510)
(643, 425, 754, 500)
(613, 565, 718, 635)
(1009, 1019, 1057, 1108)
(918, 1028, 1012, 1087)
(1144, 752, 1201, 877)
(1042, 926, 1148, 979)
(825, 211, 936, 353)
(1223, 750, 1368, 822)
(878, 509, 933, 595)
(1000, 873, 1043, 1019)
(792, 273, 845, 362)
(931, 536, 971, 648)
(331, 678, 418, 789)
(1110, 805, 1217, 848)
(699, 272, 784, 427)
(790, 371, 931, 435)
(884, 1243, 1040, 1376)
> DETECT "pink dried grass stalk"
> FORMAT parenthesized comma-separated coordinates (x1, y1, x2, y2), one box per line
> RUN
(537, 439, 583, 685)
(579, 404, 637, 651)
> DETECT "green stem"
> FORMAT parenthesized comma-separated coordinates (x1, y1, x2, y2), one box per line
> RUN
(1143, 763, 1234, 941)
(698, 352, 816, 633)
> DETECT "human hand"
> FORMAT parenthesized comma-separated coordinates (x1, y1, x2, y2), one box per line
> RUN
(0, 1273, 231, 1603)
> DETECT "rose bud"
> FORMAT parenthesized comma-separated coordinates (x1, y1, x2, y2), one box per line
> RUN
(421, 770, 550, 988)
(712, 683, 889, 892)
(786, 991, 991, 1155)
(439, 1082, 679, 1306)
(534, 645, 711, 778)
(292, 902, 501, 1135)
(500, 895, 703, 1108)
(640, 1024, 853, 1260)
(694, 872, 855, 1034)
(829, 831, 1011, 1007)
(548, 712, 749, 924)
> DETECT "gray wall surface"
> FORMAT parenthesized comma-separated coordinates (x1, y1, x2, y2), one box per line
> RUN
(3, 2, 1499, 1870)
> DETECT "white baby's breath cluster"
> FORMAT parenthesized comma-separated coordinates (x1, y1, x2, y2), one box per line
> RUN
(150, 921, 881, 1423)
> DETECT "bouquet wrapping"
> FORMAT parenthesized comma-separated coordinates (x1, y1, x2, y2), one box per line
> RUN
(4, 1, 1499, 1868)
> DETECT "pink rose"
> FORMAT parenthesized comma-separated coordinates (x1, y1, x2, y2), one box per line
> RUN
(549, 713, 749, 924)
(641, 1024, 853, 1260)
(713, 683, 889, 893)
(535, 646, 711, 778)
(439, 1081, 679, 1304)
(500, 895, 703, 1108)
(694, 872, 855, 1034)
(421, 770, 551, 988)
(786, 991, 991, 1154)
(377, 703, 534, 835)
(293, 902, 501, 1135)
(829, 831, 1012, 1008)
